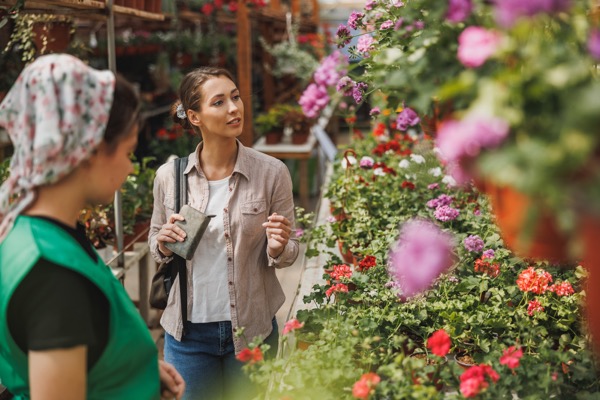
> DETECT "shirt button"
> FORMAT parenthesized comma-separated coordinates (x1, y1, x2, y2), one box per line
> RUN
(224, 233, 229, 238)
(224, 208, 228, 213)
(230, 304, 235, 308)
(253, 208, 258, 212)
(228, 281, 233, 285)
(228, 257, 232, 262)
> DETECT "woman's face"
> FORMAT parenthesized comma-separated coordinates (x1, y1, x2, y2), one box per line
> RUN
(190, 76, 244, 140)
(87, 122, 138, 205)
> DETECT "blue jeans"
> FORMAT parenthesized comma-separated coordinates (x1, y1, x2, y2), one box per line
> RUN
(164, 318, 278, 400)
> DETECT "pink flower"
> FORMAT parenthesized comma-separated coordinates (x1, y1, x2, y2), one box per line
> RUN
(357, 35, 375, 55)
(548, 281, 575, 296)
(380, 20, 393, 30)
(500, 346, 523, 369)
(458, 26, 502, 68)
(527, 299, 545, 316)
(388, 219, 455, 299)
(588, 29, 600, 60)
(446, 0, 472, 23)
(326, 282, 349, 298)
(299, 83, 329, 118)
(347, 11, 365, 30)
(494, 0, 571, 28)
(427, 329, 451, 357)
(395, 107, 420, 131)
(434, 205, 459, 222)
(360, 156, 375, 169)
(282, 318, 305, 335)
(517, 267, 553, 294)
(352, 373, 381, 399)
(329, 264, 353, 280)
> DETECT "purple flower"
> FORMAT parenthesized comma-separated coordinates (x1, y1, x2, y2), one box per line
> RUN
(396, 107, 420, 131)
(483, 249, 495, 258)
(427, 194, 453, 209)
(314, 51, 348, 87)
(388, 219, 455, 299)
(348, 11, 365, 30)
(357, 35, 375, 55)
(295, 228, 304, 238)
(494, 0, 571, 28)
(365, 0, 377, 10)
(413, 20, 425, 30)
(336, 24, 352, 48)
(428, 183, 439, 190)
(458, 26, 502, 68)
(391, 0, 404, 7)
(369, 107, 381, 116)
(446, 0, 472, 23)
(434, 205, 460, 222)
(394, 18, 404, 31)
(298, 83, 329, 118)
(380, 20, 394, 30)
(336, 76, 355, 96)
(352, 82, 368, 104)
(588, 29, 600, 60)
(474, 209, 481, 216)
(360, 156, 375, 169)
(464, 235, 485, 252)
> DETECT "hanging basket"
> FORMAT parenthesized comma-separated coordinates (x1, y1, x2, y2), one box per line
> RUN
(482, 182, 570, 264)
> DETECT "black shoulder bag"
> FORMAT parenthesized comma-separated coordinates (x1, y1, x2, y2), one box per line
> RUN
(149, 157, 188, 325)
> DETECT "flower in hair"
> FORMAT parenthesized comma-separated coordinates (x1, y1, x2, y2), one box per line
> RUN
(176, 104, 186, 119)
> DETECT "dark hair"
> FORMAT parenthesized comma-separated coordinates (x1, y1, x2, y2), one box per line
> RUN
(170, 67, 236, 133)
(104, 74, 140, 151)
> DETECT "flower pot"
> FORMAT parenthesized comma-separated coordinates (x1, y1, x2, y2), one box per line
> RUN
(337, 240, 356, 265)
(482, 182, 569, 264)
(453, 352, 476, 370)
(292, 132, 310, 145)
(265, 131, 283, 145)
(119, 220, 151, 250)
(32, 21, 72, 55)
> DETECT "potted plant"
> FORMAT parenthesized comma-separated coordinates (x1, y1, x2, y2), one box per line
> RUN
(281, 104, 312, 145)
(254, 105, 285, 144)
(435, 0, 600, 263)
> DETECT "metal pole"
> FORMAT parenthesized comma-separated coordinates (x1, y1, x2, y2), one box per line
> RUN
(106, 0, 124, 268)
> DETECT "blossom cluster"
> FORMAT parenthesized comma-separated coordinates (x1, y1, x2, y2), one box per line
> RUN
(464, 234, 485, 253)
(460, 364, 500, 398)
(427, 329, 451, 357)
(326, 282, 349, 298)
(352, 372, 380, 400)
(328, 264, 353, 281)
(474, 256, 500, 278)
(236, 347, 263, 364)
(516, 267, 553, 295)
(357, 255, 377, 272)
(299, 51, 348, 118)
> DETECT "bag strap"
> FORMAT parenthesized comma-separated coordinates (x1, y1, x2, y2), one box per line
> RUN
(174, 157, 189, 330)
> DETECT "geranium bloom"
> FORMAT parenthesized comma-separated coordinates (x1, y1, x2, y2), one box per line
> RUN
(314, 51, 348, 87)
(527, 299, 545, 316)
(427, 329, 451, 357)
(474, 257, 500, 277)
(548, 281, 575, 296)
(358, 255, 377, 271)
(357, 35, 375, 55)
(347, 11, 365, 30)
(398, 159, 410, 169)
(369, 107, 381, 116)
(388, 219, 455, 299)
(427, 194, 454, 209)
(380, 20, 393, 30)
(236, 347, 263, 364)
(329, 264, 353, 280)
(458, 26, 502, 68)
(517, 267, 553, 294)
(336, 76, 355, 96)
(298, 83, 329, 118)
(326, 282, 349, 297)
(352, 372, 381, 399)
(494, 0, 571, 28)
(401, 181, 415, 190)
(360, 156, 375, 169)
(364, 0, 376, 11)
(459, 364, 499, 398)
(446, 0, 472, 22)
(482, 249, 495, 259)
(500, 346, 523, 369)
(396, 107, 420, 131)
(336, 24, 352, 48)
(434, 205, 460, 222)
(464, 235, 484, 253)
(428, 183, 439, 190)
(282, 318, 305, 335)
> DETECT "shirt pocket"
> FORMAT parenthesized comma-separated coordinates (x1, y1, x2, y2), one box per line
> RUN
(163, 194, 176, 213)
(240, 200, 268, 238)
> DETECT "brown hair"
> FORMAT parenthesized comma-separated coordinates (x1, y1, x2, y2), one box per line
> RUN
(104, 74, 140, 152)
(170, 67, 236, 133)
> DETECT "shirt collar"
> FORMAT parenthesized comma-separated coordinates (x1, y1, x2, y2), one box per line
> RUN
(185, 139, 251, 181)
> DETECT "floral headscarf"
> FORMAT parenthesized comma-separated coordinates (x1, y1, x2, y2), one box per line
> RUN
(0, 54, 115, 243)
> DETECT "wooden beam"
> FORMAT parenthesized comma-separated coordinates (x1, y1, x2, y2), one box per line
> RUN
(291, 0, 300, 18)
(237, 0, 253, 146)
(311, 0, 320, 26)
(270, 0, 281, 11)
(259, 22, 275, 111)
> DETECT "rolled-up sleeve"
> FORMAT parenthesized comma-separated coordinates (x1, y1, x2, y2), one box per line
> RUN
(149, 164, 173, 264)
(266, 162, 299, 269)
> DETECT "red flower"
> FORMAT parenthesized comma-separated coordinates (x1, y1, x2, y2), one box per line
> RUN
(282, 318, 305, 335)
(401, 181, 415, 190)
(459, 364, 499, 398)
(358, 255, 376, 272)
(236, 347, 263, 364)
(517, 267, 553, 294)
(228, 1, 238, 12)
(548, 281, 575, 296)
(201, 2, 214, 15)
(427, 329, 451, 357)
(474, 257, 500, 277)
(499, 346, 523, 369)
(352, 372, 380, 399)
(326, 283, 349, 298)
(329, 264, 353, 280)
(527, 299, 544, 316)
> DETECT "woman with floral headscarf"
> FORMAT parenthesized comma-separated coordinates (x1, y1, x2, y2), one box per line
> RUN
(0, 54, 185, 400)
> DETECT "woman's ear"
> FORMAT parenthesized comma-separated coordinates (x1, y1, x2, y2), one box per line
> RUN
(187, 110, 202, 127)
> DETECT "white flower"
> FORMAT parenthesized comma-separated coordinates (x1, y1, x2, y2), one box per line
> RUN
(368, 290, 378, 297)
(405, 173, 416, 180)
(410, 154, 426, 164)
(429, 167, 442, 177)
(374, 167, 386, 176)
(341, 155, 357, 169)
(398, 159, 410, 169)
(442, 175, 457, 187)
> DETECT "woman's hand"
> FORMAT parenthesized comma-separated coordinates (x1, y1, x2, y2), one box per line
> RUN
(157, 214, 186, 257)
(262, 212, 292, 259)
(159, 360, 185, 400)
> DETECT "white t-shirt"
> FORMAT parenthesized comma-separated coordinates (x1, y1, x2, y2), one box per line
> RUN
(190, 176, 231, 323)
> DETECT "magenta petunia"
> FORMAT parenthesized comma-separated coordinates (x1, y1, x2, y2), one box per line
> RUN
(396, 107, 420, 131)
(388, 219, 455, 300)
(494, 0, 571, 28)
(588, 29, 600, 60)
(446, 0, 472, 23)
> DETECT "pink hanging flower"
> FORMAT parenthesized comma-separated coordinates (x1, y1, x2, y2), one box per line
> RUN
(282, 318, 305, 335)
(388, 219, 455, 300)
(458, 26, 502, 68)
(380, 20, 394, 30)
(500, 346, 523, 369)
